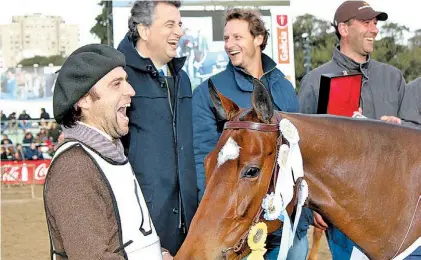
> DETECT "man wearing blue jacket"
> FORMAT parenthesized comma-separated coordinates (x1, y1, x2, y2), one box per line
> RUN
(192, 8, 312, 260)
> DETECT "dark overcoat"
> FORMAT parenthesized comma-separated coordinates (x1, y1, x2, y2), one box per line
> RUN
(118, 35, 198, 255)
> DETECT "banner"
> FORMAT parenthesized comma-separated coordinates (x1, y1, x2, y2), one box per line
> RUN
(0, 65, 58, 118)
(271, 7, 296, 88)
(112, 3, 277, 90)
(1, 159, 50, 185)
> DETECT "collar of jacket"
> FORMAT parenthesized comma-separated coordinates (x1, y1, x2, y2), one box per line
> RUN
(332, 45, 371, 79)
(61, 122, 127, 164)
(227, 53, 281, 92)
(118, 33, 186, 76)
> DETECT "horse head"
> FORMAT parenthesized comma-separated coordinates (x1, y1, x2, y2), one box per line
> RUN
(176, 79, 301, 259)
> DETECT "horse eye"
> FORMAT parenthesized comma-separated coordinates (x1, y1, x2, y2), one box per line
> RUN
(241, 166, 260, 179)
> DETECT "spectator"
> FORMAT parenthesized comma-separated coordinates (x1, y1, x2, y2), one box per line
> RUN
(18, 110, 31, 120)
(1, 134, 13, 145)
(39, 118, 49, 129)
(22, 131, 34, 145)
(7, 112, 17, 129)
(51, 131, 65, 156)
(40, 107, 50, 119)
(8, 145, 16, 158)
(14, 143, 24, 161)
(48, 122, 61, 142)
(1, 146, 8, 160)
(8, 112, 16, 120)
(0, 110, 6, 121)
(37, 145, 45, 158)
(1, 110, 7, 132)
(1, 145, 15, 160)
(37, 128, 49, 143)
(43, 137, 55, 158)
(18, 110, 32, 130)
(24, 142, 43, 160)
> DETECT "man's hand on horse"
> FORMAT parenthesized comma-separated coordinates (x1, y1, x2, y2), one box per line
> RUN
(162, 252, 173, 260)
(161, 248, 173, 260)
(313, 212, 328, 231)
(380, 115, 402, 124)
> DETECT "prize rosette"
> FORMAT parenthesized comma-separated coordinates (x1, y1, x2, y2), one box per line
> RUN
(247, 222, 268, 260)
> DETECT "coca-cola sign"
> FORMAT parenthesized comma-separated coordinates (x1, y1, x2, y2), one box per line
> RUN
(35, 163, 48, 180)
(1, 160, 51, 185)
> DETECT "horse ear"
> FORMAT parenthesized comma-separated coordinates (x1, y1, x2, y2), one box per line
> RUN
(251, 79, 274, 123)
(208, 79, 240, 121)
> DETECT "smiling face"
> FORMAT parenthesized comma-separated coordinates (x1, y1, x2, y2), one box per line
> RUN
(139, 2, 182, 67)
(340, 17, 379, 61)
(78, 67, 135, 139)
(224, 19, 263, 70)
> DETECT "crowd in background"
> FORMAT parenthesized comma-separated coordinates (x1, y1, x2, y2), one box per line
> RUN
(0, 107, 62, 161)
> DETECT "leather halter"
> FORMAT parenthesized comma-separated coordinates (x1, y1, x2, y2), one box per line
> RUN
(221, 110, 284, 259)
(224, 121, 279, 132)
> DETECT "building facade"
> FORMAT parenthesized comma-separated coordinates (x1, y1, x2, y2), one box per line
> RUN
(0, 13, 79, 68)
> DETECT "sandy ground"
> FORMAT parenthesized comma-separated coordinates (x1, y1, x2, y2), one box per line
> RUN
(1, 185, 332, 260)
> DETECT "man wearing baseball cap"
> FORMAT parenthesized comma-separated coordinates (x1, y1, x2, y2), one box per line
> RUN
(44, 44, 172, 259)
(332, 0, 388, 28)
(298, 1, 421, 259)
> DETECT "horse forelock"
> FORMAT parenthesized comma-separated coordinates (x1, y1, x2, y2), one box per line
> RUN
(217, 137, 241, 167)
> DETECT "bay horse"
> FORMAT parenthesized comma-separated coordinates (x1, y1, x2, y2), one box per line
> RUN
(175, 79, 421, 260)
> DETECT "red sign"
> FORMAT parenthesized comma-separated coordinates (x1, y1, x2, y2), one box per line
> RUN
(277, 27, 289, 64)
(276, 15, 290, 64)
(1, 159, 51, 185)
(277, 15, 288, 27)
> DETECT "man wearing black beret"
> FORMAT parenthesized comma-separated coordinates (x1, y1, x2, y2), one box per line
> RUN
(44, 43, 173, 260)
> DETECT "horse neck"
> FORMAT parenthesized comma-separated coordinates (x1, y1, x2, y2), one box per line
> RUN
(285, 114, 366, 227)
(280, 112, 421, 259)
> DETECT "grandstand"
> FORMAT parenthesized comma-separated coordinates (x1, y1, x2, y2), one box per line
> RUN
(1, 116, 60, 161)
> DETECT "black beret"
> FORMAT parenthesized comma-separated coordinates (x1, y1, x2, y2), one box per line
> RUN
(53, 44, 126, 124)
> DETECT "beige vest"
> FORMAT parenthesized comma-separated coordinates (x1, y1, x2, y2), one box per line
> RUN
(52, 141, 163, 260)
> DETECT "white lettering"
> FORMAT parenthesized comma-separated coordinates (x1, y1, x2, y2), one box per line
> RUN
(358, 6, 370, 10)
(279, 31, 289, 61)
(35, 163, 48, 180)
(2, 166, 20, 181)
